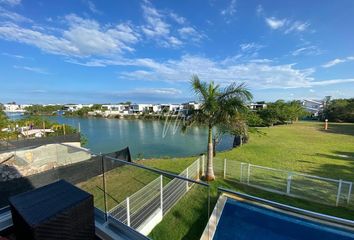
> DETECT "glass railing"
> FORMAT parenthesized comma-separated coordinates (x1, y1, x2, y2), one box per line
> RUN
(102, 155, 211, 239)
(0, 140, 212, 240)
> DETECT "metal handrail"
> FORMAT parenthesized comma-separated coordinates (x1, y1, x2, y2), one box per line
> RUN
(104, 155, 209, 187)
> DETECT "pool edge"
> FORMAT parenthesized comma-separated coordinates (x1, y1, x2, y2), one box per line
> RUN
(201, 189, 354, 240)
(200, 194, 227, 240)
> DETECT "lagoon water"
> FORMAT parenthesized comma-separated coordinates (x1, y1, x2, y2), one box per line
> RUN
(6, 113, 233, 158)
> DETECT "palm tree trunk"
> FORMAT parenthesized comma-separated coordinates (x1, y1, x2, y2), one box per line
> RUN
(206, 125, 215, 181)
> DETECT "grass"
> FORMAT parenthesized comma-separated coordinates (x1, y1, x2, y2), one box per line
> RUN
(78, 121, 354, 240)
(217, 121, 354, 181)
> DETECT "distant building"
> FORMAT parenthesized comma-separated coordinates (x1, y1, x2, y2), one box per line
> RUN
(302, 97, 331, 117)
(302, 99, 325, 117)
(102, 104, 130, 115)
(63, 104, 93, 112)
(182, 101, 201, 111)
(160, 104, 183, 113)
(3, 103, 31, 112)
(129, 104, 153, 114)
(3, 104, 20, 112)
(248, 102, 267, 111)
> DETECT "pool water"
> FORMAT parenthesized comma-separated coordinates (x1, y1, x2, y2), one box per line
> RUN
(213, 198, 354, 240)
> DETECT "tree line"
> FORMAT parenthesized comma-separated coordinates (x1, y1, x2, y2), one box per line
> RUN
(320, 98, 354, 123)
(0, 106, 79, 141)
(246, 100, 308, 127)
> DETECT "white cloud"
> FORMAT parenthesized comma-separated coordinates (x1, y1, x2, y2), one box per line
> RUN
(74, 55, 354, 90)
(178, 27, 194, 35)
(26, 89, 47, 94)
(63, 14, 140, 55)
(107, 87, 184, 102)
(291, 46, 322, 56)
(2, 52, 24, 58)
(239, 42, 264, 52)
(178, 26, 204, 42)
(0, 15, 140, 57)
(165, 36, 182, 47)
(310, 79, 354, 86)
(0, 0, 20, 6)
(0, 23, 80, 56)
(248, 59, 273, 63)
(13, 65, 49, 74)
(140, 1, 203, 48)
(119, 56, 316, 89)
(169, 12, 186, 24)
(141, 3, 183, 47)
(265, 17, 286, 29)
(284, 21, 310, 34)
(0, 0, 202, 55)
(141, 4, 170, 37)
(264, 14, 310, 34)
(127, 88, 182, 96)
(256, 5, 264, 16)
(0, 6, 32, 22)
(221, 0, 237, 16)
(85, 0, 101, 14)
(322, 56, 354, 68)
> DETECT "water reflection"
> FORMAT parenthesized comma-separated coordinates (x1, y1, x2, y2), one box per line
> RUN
(6, 114, 234, 158)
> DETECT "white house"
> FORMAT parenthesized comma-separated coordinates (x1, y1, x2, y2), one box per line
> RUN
(102, 104, 130, 115)
(302, 99, 324, 117)
(129, 104, 153, 114)
(159, 104, 183, 113)
(248, 102, 267, 111)
(63, 104, 81, 112)
(63, 104, 92, 112)
(3, 104, 22, 112)
(152, 104, 161, 113)
(182, 101, 201, 111)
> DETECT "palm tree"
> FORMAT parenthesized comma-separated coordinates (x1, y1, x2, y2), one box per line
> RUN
(185, 75, 252, 181)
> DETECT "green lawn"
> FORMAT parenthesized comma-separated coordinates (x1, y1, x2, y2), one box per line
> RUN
(78, 121, 354, 240)
(217, 121, 354, 182)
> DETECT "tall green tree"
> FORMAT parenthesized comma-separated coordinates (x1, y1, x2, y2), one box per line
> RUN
(288, 100, 307, 123)
(0, 107, 9, 131)
(322, 98, 354, 122)
(185, 75, 252, 181)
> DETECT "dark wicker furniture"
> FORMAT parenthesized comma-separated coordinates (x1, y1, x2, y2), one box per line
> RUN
(9, 180, 94, 240)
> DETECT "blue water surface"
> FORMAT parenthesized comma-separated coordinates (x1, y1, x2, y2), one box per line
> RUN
(213, 198, 354, 240)
(6, 114, 234, 158)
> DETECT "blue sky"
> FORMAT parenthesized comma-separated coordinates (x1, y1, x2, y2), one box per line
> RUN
(0, 0, 353, 104)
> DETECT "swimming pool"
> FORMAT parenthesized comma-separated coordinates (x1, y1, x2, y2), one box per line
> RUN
(202, 190, 354, 240)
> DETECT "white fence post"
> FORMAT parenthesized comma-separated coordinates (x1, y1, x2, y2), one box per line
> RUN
(286, 173, 292, 195)
(160, 175, 163, 212)
(197, 158, 200, 180)
(240, 162, 244, 182)
(247, 163, 251, 184)
(348, 182, 352, 205)
(202, 155, 205, 177)
(336, 179, 343, 207)
(186, 167, 189, 190)
(126, 197, 131, 227)
(223, 158, 227, 179)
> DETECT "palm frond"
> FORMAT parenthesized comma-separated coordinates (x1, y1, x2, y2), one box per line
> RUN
(191, 75, 209, 102)
(219, 82, 253, 102)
